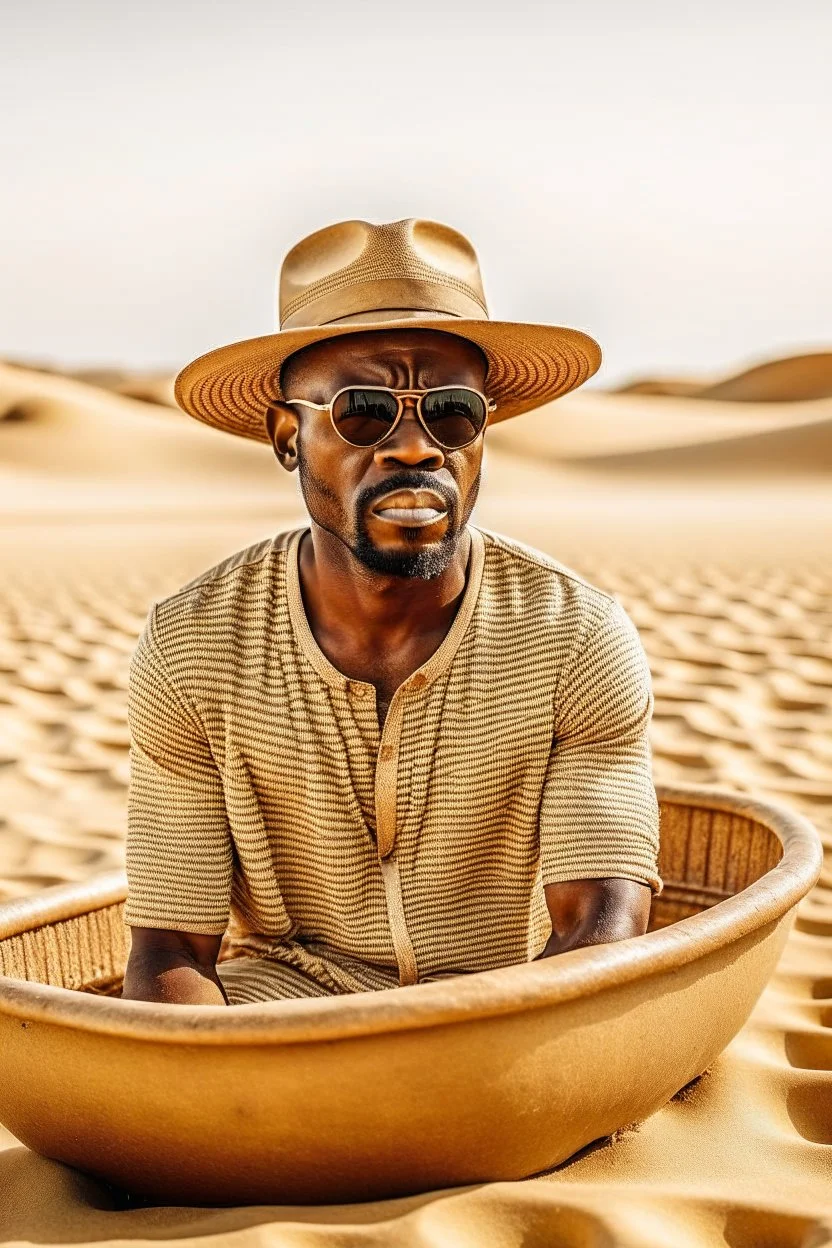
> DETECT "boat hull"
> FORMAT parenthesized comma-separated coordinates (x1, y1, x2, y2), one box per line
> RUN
(0, 785, 821, 1205)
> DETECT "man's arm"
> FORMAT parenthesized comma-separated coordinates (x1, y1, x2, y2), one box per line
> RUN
(123, 928, 228, 1005)
(538, 598, 662, 942)
(536, 878, 651, 959)
(123, 609, 234, 1004)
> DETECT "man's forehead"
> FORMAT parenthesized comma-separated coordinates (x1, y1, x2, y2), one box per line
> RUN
(281, 328, 487, 389)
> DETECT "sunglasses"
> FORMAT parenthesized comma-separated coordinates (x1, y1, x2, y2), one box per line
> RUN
(285, 386, 495, 451)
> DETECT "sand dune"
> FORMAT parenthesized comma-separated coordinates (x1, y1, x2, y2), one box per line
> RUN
(2, 359, 179, 407)
(618, 350, 832, 404)
(698, 352, 832, 403)
(563, 408, 832, 474)
(488, 387, 832, 470)
(616, 376, 716, 397)
(0, 363, 295, 515)
(110, 374, 177, 406)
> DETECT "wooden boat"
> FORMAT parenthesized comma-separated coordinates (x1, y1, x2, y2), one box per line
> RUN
(0, 783, 821, 1206)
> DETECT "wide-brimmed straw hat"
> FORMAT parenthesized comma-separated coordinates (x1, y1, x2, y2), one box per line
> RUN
(174, 218, 602, 443)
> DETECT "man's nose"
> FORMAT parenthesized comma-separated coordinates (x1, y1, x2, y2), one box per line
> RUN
(374, 400, 445, 470)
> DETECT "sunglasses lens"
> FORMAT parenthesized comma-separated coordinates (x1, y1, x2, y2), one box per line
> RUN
(421, 388, 487, 449)
(332, 389, 399, 446)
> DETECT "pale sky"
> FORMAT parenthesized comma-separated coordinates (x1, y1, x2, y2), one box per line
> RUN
(2, 0, 830, 386)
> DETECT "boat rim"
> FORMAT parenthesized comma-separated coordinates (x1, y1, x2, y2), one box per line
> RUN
(0, 783, 821, 1046)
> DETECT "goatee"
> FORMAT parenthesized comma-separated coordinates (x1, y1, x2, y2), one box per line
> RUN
(350, 529, 460, 580)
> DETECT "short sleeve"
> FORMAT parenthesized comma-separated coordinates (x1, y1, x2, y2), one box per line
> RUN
(124, 608, 233, 934)
(539, 597, 662, 893)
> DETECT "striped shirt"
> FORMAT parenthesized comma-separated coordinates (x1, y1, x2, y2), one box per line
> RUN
(125, 526, 661, 1003)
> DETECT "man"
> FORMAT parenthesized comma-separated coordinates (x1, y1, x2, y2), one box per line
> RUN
(123, 218, 660, 1006)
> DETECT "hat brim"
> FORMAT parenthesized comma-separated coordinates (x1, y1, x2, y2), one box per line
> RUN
(174, 318, 602, 443)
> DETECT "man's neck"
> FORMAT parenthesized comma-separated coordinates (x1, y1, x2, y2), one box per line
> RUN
(297, 524, 472, 658)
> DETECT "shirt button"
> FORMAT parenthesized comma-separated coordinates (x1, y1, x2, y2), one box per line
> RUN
(410, 674, 427, 691)
(347, 681, 367, 699)
(379, 744, 395, 763)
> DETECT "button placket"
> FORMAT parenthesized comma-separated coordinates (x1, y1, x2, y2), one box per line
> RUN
(374, 696, 401, 860)
(374, 688, 418, 984)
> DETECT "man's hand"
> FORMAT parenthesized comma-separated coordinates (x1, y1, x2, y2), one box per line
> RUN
(536, 878, 651, 959)
(122, 928, 228, 1005)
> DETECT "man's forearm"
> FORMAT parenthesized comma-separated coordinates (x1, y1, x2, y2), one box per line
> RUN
(537, 878, 652, 959)
(122, 950, 229, 1005)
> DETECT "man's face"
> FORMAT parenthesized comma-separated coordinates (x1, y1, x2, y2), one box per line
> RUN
(269, 329, 488, 579)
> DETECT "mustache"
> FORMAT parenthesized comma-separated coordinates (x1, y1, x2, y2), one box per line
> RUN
(356, 472, 458, 513)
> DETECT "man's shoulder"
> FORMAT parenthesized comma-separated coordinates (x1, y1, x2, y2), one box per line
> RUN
(477, 527, 618, 621)
(475, 530, 645, 692)
(148, 527, 302, 641)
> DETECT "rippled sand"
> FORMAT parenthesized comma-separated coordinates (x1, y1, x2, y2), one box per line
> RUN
(2, 509, 831, 905)
(1, 365, 831, 1244)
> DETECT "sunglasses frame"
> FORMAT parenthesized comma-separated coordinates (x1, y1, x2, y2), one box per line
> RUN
(285, 386, 496, 451)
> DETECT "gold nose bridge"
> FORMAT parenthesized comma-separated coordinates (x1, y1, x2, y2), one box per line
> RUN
(385, 394, 433, 444)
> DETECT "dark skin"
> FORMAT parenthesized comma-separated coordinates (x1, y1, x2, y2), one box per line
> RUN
(123, 329, 650, 1005)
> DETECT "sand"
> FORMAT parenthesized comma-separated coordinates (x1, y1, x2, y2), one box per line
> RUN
(1, 362, 831, 1244)
(617, 350, 832, 403)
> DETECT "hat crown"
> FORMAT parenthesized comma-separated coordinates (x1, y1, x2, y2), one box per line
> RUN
(278, 218, 490, 331)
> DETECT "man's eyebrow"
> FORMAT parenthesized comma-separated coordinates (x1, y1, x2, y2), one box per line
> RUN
(340, 356, 479, 387)
(331, 357, 413, 388)
(349, 352, 412, 375)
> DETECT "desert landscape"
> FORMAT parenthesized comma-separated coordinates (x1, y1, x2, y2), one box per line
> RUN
(1, 353, 831, 1244)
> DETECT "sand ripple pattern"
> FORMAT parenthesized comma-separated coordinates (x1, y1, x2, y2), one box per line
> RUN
(0, 524, 831, 1244)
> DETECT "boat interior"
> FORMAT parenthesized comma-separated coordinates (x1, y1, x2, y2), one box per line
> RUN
(0, 791, 784, 997)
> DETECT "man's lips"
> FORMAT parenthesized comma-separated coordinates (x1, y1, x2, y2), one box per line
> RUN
(369, 488, 450, 528)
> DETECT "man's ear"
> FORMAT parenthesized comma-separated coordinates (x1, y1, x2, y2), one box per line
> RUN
(265, 402, 300, 472)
